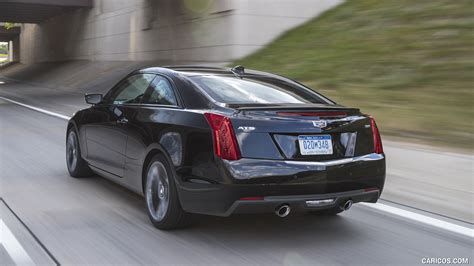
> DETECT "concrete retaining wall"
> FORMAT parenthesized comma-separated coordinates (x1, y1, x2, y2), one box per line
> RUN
(18, 0, 342, 64)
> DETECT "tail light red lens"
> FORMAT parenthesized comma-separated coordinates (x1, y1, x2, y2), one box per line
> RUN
(240, 196, 264, 201)
(364, 187, 380, 192)
(204, 113, 241, 160)
(369, 117, 383, 154)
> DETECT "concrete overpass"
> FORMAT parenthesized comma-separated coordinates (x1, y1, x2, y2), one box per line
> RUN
(0, 0, 92, 63)
(0, 25, 20, 42)
(1, 0, 343, 64)
(0, 0, 92, 23)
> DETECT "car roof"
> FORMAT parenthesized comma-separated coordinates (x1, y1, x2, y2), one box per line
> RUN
(139, 65, 278, 78)
(136, 65, 336, 107)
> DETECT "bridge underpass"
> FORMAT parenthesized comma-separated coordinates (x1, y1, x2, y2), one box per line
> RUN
(0, 0, 92, 63)
(0, 0, 92, 23)
(0, 25, 19, 42)
(0, 26, 20, 63)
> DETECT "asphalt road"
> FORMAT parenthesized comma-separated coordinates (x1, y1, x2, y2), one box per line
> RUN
(0, 97, 473, 265)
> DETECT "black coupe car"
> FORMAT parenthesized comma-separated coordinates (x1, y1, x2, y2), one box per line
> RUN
(66, 65, 385, 229)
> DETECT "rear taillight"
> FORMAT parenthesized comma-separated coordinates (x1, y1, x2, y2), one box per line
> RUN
(369, 117, 383, 154)
(204, 113, 241, 160)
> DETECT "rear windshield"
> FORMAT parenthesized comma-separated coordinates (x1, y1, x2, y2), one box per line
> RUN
(189, 75, 331, 105)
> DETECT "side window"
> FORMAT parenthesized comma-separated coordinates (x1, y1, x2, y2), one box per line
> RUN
(109, 74, 155, 104)
(143, 76, 178, 106)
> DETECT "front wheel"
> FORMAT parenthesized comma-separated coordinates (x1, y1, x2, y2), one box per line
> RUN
(66, 128, 93, 177)
(145, 154, 192, 230)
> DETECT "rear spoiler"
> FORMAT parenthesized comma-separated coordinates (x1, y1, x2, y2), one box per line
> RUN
(230, 104, 359, 112)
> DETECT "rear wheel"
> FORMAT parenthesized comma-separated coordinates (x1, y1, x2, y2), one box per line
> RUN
(145, 154, 191, 230)
(66, 128, 93, 177)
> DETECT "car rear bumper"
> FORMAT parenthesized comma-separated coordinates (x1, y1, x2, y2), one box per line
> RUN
(177, 153, 385, 216)
(225, 189, 379, 216)
(222, 153, 385, 181)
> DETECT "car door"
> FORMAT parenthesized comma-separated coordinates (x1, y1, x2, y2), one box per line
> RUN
(84, 73, 155, 177)
(123, 74, 181, 191)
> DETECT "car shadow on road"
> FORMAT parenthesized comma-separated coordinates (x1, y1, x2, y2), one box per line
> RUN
(80, 174, 365, 249)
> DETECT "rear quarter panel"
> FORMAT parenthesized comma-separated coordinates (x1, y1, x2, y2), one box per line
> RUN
(123, 106, 221, 194)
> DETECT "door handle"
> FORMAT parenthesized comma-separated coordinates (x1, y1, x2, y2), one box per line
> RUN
(117, 117, 128, 125)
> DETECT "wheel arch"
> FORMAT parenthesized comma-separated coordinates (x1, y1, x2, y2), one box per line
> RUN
(66, 120, 77, 139)
(66, 118, 89, 162)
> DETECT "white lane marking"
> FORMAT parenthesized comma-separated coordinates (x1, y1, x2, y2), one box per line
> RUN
(361, 203, 473, 238)
(2, 96, 473, 238)
(0, 219, 35, 265)
(0, 96, 71, 120)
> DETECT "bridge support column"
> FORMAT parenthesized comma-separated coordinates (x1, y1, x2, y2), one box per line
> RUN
(8, 37, 20, 62)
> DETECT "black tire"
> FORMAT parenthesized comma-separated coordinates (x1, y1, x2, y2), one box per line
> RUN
(144, 154, 192, 230)
(308, 207, 344, 216)
(66, 127, 93, 177)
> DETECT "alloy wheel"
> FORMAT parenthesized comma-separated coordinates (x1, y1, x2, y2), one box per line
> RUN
(66, 131, 78, 171)
(145, 161, 170, 222)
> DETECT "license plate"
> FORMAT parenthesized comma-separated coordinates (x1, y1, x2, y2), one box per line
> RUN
(298, 135, 333, 155)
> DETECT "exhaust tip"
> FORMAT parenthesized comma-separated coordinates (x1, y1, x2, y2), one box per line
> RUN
(341, 200, 353, 211)
(275, 204, 291, 218)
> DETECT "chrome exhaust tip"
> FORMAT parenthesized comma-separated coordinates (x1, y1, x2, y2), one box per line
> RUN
(275, 204, 291, 218)
(341, 200, 353, 211)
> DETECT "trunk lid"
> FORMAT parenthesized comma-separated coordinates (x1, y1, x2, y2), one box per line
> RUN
(230, 105, 374, 161)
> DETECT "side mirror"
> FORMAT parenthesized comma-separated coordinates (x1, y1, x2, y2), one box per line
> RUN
(85, 93, 103, 105)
